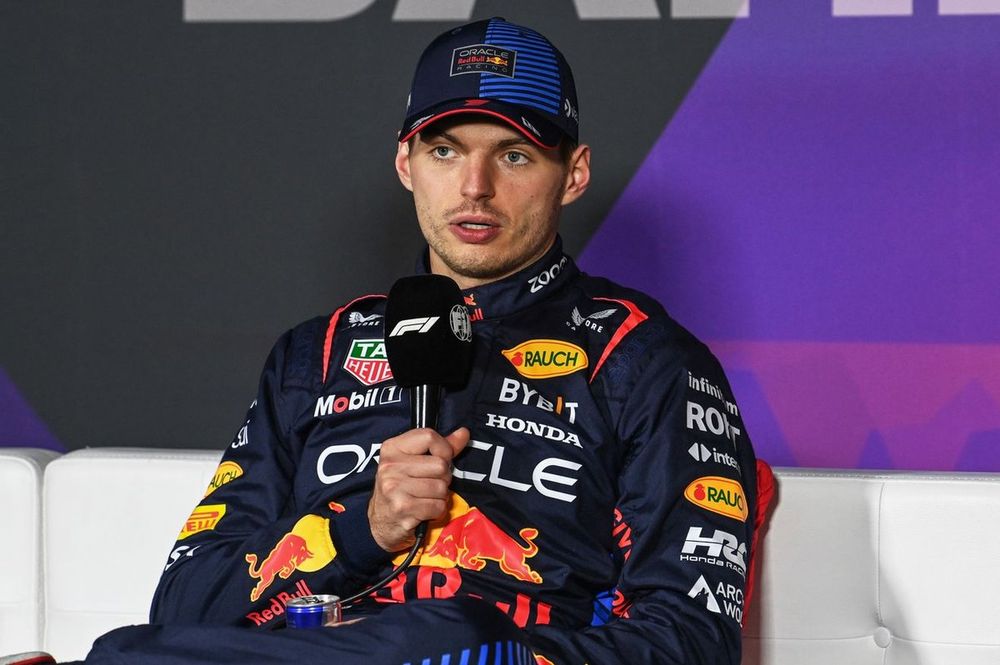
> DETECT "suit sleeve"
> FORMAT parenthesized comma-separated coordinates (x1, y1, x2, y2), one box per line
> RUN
(149, 326, 393, 627)
(529, 328, 758, 664)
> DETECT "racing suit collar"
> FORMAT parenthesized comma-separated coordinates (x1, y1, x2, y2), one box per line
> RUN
(416, 236, 578, 321)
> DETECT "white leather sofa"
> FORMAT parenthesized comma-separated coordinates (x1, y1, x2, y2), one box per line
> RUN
(2, 448, 999, 663)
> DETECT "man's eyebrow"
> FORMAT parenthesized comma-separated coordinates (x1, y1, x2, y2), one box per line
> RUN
(495, 137, 533, 149)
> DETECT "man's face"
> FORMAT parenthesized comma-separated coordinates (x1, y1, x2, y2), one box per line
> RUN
(395, 118, 590, 290)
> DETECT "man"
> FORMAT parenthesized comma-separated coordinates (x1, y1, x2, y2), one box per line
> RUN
(13, 17, 759, 665)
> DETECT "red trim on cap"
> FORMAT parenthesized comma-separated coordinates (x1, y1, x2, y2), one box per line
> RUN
(400, 109, 558, 149)
(588, 297, 649, 384)
(321, 294, 386, 385)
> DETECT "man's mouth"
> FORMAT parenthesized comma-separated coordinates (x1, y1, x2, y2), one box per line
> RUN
(448, 216, 502, 243)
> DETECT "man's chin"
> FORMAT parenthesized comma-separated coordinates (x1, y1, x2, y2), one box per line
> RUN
(442, 254, 517, 283)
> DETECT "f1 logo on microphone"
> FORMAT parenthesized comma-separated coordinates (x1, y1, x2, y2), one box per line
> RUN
(389, 316, 439, 337)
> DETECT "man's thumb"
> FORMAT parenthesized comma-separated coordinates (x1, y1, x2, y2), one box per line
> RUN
(445, 427, 471, 457)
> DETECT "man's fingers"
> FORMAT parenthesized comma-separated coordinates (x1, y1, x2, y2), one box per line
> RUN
(445, 427, 471, 457)
(390, 477, 450, 501)
(383, 428, 456, 460)
(380, 451, 451, 479)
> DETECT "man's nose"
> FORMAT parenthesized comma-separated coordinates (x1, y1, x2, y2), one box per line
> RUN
(460, 156, 494, 201)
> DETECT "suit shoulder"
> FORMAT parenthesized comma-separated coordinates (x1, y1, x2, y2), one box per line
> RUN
(281, 293, 387, 389)
(573, 272, 720, 377)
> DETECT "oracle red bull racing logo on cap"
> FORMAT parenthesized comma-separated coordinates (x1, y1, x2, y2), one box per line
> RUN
(451, 44, 516, 78)
(394, 493, 543, 584)
(684, 476, 748, 522)
(502, 340, 588, 379)
(342, 339, 393, 386)
(245, 514, 339, 602)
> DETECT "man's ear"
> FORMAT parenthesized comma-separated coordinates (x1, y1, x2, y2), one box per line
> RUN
(561, 144, 591, 206)
(395, 140, 414, 192)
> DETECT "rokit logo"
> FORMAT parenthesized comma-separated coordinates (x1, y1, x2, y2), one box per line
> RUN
(680, 526, 747, 577)
(498, 377, 578, 425)
(687, 400, 741, 449)
(485, 412, 582, 448)
(687, 442, 740, 473)
(687, 575, 744, 624)
(314, 385, 402, 417)
(566, 306, 617, 333)
(527, 256, 568, 294)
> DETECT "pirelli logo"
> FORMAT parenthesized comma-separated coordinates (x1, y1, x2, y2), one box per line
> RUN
(178, 504, 226, 540)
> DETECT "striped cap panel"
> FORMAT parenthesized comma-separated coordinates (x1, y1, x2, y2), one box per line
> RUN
(479, 20, 561, 115)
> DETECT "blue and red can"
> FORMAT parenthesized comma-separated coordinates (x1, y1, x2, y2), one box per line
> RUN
(286, 595, 342, 629)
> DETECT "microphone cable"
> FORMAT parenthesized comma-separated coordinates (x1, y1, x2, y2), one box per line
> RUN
(336, 528, 427, 607)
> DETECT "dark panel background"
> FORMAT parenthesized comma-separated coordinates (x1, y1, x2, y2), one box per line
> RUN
(1, 2, 731, 449)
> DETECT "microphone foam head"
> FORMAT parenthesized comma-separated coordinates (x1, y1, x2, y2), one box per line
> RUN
(384, 275, 473, 387)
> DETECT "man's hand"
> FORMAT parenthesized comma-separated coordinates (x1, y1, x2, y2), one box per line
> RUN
(368, 427, 470, 552)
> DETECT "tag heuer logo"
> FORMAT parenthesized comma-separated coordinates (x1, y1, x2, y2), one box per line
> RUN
(343, 339, 393, 386)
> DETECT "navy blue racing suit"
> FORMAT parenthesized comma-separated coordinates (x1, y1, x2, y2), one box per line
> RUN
(150, 238, 759, 665)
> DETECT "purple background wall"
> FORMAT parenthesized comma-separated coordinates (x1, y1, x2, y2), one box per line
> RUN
(581, 4, 1000, 470)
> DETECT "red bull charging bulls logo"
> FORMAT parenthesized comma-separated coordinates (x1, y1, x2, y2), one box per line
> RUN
(396, 493, 543, 584)
(245, 514, 339, 602)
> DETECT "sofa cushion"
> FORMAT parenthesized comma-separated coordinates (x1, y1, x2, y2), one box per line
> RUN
(43, 448, 221, 661)
(0, 449, 59, 655)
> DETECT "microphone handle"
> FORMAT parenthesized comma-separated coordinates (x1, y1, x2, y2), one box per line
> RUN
(411, 384, 442, 543)
(411, 383, 442, 429)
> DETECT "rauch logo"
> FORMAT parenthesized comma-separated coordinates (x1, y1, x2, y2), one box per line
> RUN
(684, 476, 748, 522)
(501, 339, 588, 379)
(203, 461, 243, 497)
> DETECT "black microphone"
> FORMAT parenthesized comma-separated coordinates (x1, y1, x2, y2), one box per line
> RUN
(384, 274, 473, 542)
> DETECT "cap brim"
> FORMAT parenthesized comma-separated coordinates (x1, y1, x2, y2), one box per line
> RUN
(400, 100, 565, 149)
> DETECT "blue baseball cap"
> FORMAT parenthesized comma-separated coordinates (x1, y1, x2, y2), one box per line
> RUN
(399, 18, 580, 149)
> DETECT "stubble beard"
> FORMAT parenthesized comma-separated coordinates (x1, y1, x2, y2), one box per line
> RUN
(419, 200, 562, 283)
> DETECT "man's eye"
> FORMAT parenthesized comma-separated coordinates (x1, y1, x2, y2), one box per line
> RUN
(433, 146, 452, 158)
(505, 152, 527, 164)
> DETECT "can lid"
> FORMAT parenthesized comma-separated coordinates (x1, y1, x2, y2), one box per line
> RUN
(287, 595, 340, 612)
